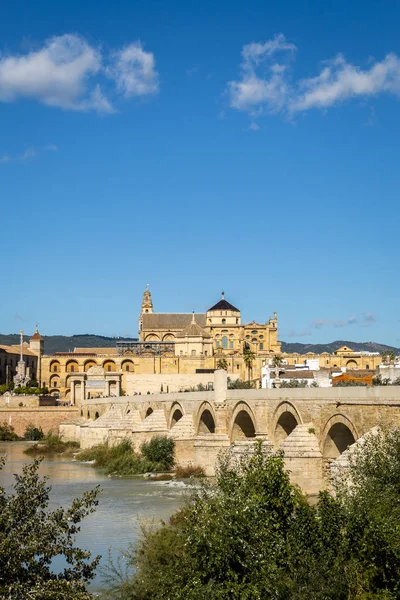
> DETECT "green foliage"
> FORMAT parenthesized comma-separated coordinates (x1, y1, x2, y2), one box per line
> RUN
(140, 436, 175, 470)
(372, 375, 392, 386)
(0, 383, 12, 395)
(227, 379, 254, 389)
(335, 380, 369, 387)
(77, 437, 175, 475)
(24, 431, 79, 455)
(0, 422, 19, 441)
(14, 385, 49, 395)
(216, 358, 228, 370)
(104, 430, 400, 599)
(23, 423, 44, 441)
(280, 379, 309, 388)
(0, 456, 100, 599)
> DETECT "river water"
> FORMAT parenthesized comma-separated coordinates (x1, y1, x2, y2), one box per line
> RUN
(0, 442, 189, 592)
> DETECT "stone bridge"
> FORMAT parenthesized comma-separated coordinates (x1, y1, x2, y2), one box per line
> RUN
(60, 371, 400, 494)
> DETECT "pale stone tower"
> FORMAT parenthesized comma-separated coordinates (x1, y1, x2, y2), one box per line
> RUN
(139, 285, 153, 335)
(29, 326, 44, 385)
(141, 284, 153, 314)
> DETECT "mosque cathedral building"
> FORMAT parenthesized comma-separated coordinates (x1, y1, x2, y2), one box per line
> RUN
(7, 287, 382, 401)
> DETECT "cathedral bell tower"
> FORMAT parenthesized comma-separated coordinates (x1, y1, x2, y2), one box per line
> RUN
(139, 285, 153, 336)
(141, 284, 153, 314)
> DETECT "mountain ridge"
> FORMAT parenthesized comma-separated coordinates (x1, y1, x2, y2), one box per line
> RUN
(0, 334, 397, 355)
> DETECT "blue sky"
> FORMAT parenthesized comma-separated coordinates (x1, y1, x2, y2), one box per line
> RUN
(1, 0, 399, 346)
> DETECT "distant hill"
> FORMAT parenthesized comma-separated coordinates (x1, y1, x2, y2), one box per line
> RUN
(281, 340, 399, 354)
(0, 334, 138, 355)
(0, 334, 397, 356)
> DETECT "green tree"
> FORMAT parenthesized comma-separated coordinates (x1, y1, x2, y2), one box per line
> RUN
(103, 445, 348, 599)
(216, 358, 228, 371)
(334, 426, 400, 597)
(243, 348, 256, 382)
(0, 457, 100, 599)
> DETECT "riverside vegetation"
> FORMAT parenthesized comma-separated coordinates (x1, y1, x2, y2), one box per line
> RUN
(102, 427, 400, 600)
(76, 436, 175, 476)
(3, 429, 400, 598)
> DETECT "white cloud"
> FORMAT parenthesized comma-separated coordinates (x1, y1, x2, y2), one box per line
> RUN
(0, 34, 104, 112)
(290, 53, 400, 113)
(228, 34, 296, 114)
(228, 35, 400, 118)
(0, 34, 158, 113)
(311, 316, 358, 329)
(0, 147, 37, 163)
(248, 122, 260, 131)
(106, 42, 159, 98)
(286, 328, 311, 338)
(45, 144, 58, 151)
(363, 312, 377, 326)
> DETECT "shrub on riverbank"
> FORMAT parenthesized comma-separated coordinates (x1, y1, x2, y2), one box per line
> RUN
(0, 422, 19, 441)
(23, 423, 44, 441)
(24, 432, 79, 455)
(103, 428, 400, 599)
(77, 437, 175, 475)
(141, 436, 175, 470)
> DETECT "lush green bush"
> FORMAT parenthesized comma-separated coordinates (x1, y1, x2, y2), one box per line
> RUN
(77, 437, 174, 475)
(140, 436, 175, 470)
(14, 385, 49, 395)
(23, 423, 44, 441)
(227, 379, 254, 389)
(280, 379, 309, 388)
(0, 422, 19, 441)
(103, 429, 400, 599)
(0, 456, 100, 599)
(334, 380, 369, 387)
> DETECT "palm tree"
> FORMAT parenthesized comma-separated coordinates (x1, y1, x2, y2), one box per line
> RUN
(272, 354, 284, 383)
(243, 348, 256, 382)
(217, 358, 228, 371)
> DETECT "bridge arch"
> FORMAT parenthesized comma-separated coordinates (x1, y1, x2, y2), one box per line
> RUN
(272, 401, 302, 445)
(322, 414, 358, 459)
(196, 402, 216, 435)
(230, 402, 256, 441)
(169, 402, 184, 429)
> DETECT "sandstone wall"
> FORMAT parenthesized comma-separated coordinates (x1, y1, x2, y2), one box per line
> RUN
(125, 372, 238, 395)
(0, 407, 80, 437)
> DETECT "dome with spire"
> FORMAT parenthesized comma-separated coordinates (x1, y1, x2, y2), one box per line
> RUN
(207, 291, 240, 313)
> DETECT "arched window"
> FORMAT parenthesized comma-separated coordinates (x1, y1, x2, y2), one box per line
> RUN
(222, 318, 226, 325)
(222, 336, 228, 349)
